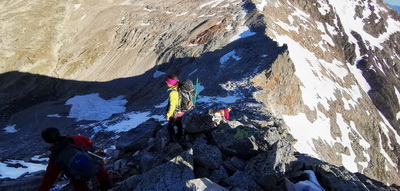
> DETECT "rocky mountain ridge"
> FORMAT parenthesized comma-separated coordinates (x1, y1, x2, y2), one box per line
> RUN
(1, 111, 399, 190)
(251, 0, 400, 185)
(0, 0, 399, 189)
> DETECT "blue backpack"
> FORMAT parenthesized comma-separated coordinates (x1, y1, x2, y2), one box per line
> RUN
(52, 143, 104, 182)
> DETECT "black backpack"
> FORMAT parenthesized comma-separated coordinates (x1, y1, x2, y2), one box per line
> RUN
(177, 79, 196, 112)
(51, 143, 104, 182)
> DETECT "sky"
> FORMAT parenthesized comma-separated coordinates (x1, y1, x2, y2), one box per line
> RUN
(384, 0, 400, 6)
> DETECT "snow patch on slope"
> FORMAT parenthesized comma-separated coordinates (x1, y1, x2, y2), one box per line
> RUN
(255, 0, 268, 11)
(66, 93, 127, 121)
(328, 0, 400, 50)
(80, 111, 164, 133)
(0, 160, 46, 179)
(197, 84, 241, 105)
(283, 112, 332, 158)
(3, 125, 17, 134)
(220, 50, 241, 67)
(396, 86, 400, 120)
(229, 26, 256, 42)
(272, 34, 361, 111)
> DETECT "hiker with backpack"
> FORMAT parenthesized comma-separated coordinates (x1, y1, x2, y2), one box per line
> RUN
(165, 74, 195, 142)
(38, 127, 113, 191)
(166, 74, 185, 142)
(218, 107, 232, 120)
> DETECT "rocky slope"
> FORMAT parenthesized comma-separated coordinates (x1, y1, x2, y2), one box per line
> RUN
(1, 111, 399, 190)
(251, 0, 400, 185)
(0, 0, 399, 189)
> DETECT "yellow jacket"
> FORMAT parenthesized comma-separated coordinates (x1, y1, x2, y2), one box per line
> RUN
(166, 86, 184, 118)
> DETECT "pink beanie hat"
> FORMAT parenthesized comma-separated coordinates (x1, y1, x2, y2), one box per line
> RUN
(166, 78, 178, 86)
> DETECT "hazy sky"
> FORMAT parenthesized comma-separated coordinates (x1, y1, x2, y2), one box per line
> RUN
(384, 0, 400, 6)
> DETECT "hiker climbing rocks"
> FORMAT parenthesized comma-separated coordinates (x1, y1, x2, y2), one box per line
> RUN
(38, 127, 113, 191)
(218, 107, 232, 120)
(211, 107, 232, 125)
(165, 74, 185, 142)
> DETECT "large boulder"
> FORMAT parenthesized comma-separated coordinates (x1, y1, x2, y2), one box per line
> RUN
(209, 166, 229, 184)
(244, 140, 296, 189)
(222, 156, 246, 173)
(193, 140, 223, 170)
(135, 149, 195, 191)
(222, 171, 263, 191)
(211, 123, 261, 157)
(116, 119, 162, 152)
(314, 164, 370, 191)
(185, 114, 215, 134)
(139, 152, 164, 173)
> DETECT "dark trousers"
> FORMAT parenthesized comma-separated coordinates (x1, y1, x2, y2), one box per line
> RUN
(167, 117, 183, 141)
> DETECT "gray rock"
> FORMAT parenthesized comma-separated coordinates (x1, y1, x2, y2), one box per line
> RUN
(193, 141, 223, 170)
(222, 156, 247, 174)
(116, 119, 162, 152)
(223, 171, 263, 191)
(316, 164, 369, 191)
(135, 149, 195, 191)
(244, 140, 296, 189)
(186, 178, 228, 191)
(185, 114, 215, 134)
(225, 156, 246, 171)
(155, 127, 170, 150)
(139, 152, 163, 173)
(212, 123, 261, 156)
(113, 159, 128, 171)
(209, 166, 229, 184)
(256, 127, 282, 149)
(164, 142, 185, 160)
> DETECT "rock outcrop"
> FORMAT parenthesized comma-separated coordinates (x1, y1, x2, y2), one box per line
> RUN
(1, 112, 398, 190)
(251, 0, 400, 185)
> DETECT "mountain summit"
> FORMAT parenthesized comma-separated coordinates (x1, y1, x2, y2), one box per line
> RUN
(0, 0, 399, 190)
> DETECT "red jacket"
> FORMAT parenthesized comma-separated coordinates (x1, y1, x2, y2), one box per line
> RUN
(38, 135, 99, 191)
(223, 109, 230, 120)
(218, 109, 230, 120)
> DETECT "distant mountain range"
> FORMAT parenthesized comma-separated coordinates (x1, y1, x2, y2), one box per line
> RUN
(387, 3, 400, 13)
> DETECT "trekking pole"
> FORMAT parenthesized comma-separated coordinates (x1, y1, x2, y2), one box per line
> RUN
(193, 77, 199, 105)
(87, 151, 105, 160)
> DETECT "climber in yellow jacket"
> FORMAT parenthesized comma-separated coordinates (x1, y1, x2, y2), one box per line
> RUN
(165, 74, 184, 142)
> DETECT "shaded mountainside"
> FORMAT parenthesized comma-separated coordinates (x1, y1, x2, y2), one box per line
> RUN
(0, 0, 285, 159)
(0, 0, 400, 190)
